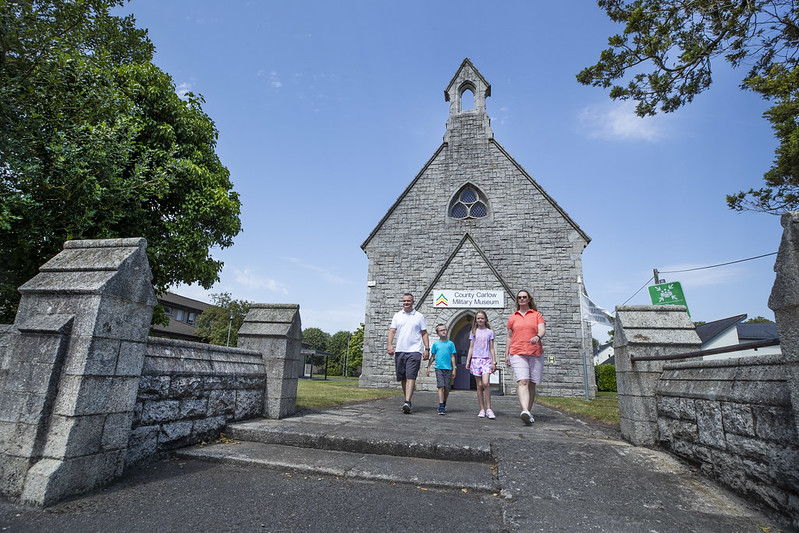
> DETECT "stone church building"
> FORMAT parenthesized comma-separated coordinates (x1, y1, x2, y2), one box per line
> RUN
(359, 59, 596, 398)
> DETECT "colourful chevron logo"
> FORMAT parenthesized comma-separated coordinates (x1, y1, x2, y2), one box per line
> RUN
(435, 294, 448, 307)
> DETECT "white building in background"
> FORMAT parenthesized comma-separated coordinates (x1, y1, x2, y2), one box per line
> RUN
(594, 343, 614, 366)
(695, 314, 781, 361)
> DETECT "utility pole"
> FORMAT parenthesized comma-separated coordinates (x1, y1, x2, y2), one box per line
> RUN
(344, 334, 351, 378)
(226, 310, 234, 346)
(653, 268, 661, 285)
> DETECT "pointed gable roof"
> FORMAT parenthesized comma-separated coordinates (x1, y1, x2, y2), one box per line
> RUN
(361, 59, 591, 250)
(417, 233, 514, 305)
(444, 57, 491, 102)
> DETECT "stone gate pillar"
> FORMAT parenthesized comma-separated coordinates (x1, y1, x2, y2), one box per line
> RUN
(0, 238, 156, 506)
(237, 304, 302, 418)
(614, 305, 702, 446)
(769, 211, 799, 436)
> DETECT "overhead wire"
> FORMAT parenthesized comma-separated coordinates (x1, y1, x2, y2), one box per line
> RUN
(658, 252, 778, 274)
(620, 276, 654, 306)
(619, 251, 777, 307)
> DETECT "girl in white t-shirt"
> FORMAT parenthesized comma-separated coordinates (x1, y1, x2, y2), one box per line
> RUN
(466, 311, 497, 419)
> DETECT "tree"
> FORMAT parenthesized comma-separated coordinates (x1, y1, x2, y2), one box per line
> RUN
(302, 327, 331, 376)
(346, 324, 364, 377)
(577, 1, 799, 214)
(302, 328, 330, 351)
(0, 0, 242, 322)
(194, 293, 251, 346)
(327, 330, 351, 376)
(743, 315, 775, 323)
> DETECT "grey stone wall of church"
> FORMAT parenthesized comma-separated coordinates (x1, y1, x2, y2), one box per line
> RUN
(361, 107, 594, 397)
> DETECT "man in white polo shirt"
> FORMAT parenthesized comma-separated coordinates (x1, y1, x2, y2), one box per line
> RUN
(387, 293, 430, 414)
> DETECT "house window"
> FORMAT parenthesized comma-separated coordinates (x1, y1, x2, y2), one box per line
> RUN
(175, 309, 185, 322)
(163, 306, 172, 316)
(449, 186, 488, 220)
(187, 312, 196, 326)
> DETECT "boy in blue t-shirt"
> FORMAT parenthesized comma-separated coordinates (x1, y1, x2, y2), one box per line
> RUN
(425, 323, 457, 415)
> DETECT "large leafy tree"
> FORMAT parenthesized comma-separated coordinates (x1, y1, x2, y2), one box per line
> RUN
(302, 327, 331, 352)
(0, 0, 241, 322)
(577, 0, 799, 214)
(195, 292, 252, 346)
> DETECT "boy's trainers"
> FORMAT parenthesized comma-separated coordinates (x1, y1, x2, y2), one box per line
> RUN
(402, 401, 412, 414)
(521, 410, 534, 425)
(438, 405, 445, 415)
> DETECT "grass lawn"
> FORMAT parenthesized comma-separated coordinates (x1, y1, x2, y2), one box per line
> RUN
(536, 391, 620, 426)
(296, 377, 401, 410)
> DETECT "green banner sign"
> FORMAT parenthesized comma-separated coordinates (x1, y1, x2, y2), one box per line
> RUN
(648, 281, 690, 316)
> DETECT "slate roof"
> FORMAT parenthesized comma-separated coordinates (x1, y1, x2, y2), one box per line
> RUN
(150, 292, 211, 342)
(737, 323, 779, 342)
(694, 314, 746, 343)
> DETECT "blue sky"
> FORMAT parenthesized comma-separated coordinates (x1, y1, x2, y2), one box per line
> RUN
(116, 1, 782, 340)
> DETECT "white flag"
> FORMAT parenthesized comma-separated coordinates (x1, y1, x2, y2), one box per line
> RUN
(580, 290, 614, 327)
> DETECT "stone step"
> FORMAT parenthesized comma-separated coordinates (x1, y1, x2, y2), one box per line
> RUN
(176, 440, 499, 493)
(222, 418, 494, 463)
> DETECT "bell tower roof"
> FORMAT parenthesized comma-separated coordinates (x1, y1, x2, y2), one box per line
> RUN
(444, 58, 491, 115)
(443, 58, 493, 142)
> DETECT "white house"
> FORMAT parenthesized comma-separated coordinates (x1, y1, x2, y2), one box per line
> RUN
(695, 314, 780, 361)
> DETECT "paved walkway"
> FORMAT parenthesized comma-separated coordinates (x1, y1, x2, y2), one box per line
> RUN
(0, 391, 791, 532)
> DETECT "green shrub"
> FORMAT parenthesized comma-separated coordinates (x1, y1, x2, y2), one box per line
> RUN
(595, 364, 617, 392)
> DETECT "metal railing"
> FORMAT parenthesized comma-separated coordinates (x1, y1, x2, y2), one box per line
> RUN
(630, 338, 780, 362)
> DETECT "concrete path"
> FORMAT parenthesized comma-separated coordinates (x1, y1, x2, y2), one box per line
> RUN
(0, 391, 791, 532)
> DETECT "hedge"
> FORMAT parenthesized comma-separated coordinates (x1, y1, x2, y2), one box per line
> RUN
(595, 364, 617, 392)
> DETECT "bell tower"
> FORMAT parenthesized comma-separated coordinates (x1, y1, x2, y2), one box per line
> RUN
(444, 58, 493, 142)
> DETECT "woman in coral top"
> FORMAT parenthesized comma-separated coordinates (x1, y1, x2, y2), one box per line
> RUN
(504, 289, 546, 425)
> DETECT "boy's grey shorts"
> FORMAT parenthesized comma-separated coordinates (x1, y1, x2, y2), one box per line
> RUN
(435, 368, 452, 390)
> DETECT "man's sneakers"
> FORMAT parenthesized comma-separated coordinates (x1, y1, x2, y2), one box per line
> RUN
(520, 410, 534, 425)
(402, 401, 412, 414)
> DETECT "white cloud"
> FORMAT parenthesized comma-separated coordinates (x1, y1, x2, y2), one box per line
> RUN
(299, 305, 364, 334)
(175, 82, 192, 99)
(257, 70, 283, 91)
(578, 101, 665, 141)
(283, 257, 353, 285)
(167, 283, 214, 303)
(233, 268, 289, 294)
(269, 71, 282, 90)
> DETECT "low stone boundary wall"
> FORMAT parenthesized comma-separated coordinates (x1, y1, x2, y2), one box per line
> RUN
(0, 238, 301, 507)
(614, 213, 799, 527)
(655, 355, 797, 516)
(126, 337, 265, 467)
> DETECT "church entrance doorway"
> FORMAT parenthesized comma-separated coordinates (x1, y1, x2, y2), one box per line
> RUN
(450, 313, 475, 390)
